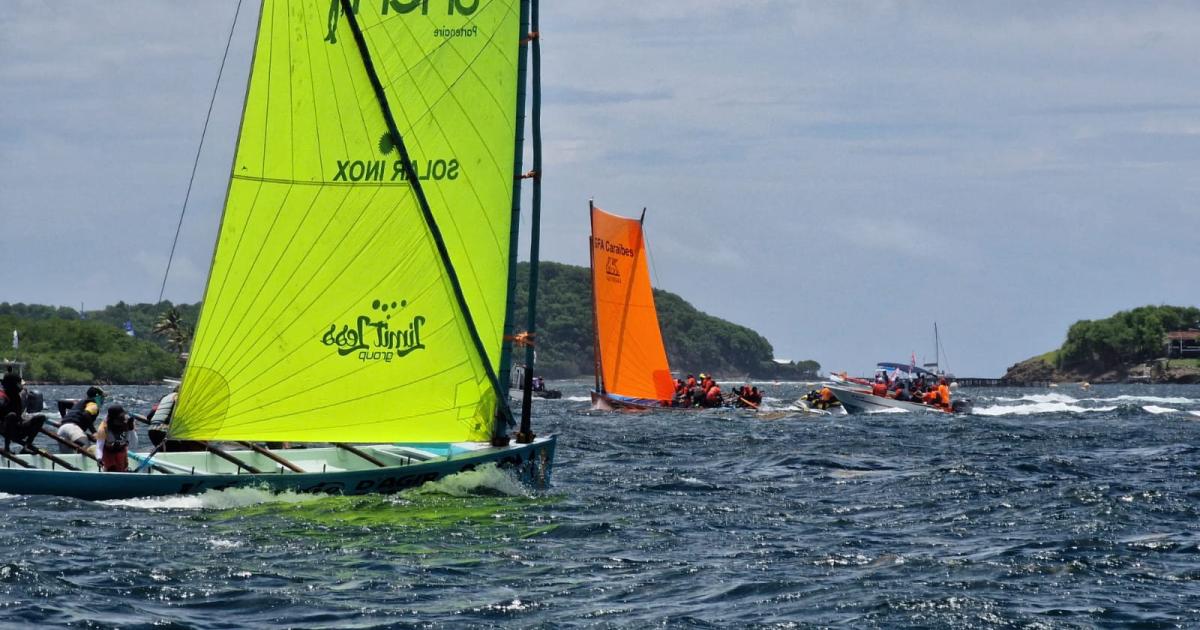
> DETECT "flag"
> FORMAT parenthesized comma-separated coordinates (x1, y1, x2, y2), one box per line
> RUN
(123, 321, 135, 337)
(10, 330, 16, 350)
(910, 351, 916, 369)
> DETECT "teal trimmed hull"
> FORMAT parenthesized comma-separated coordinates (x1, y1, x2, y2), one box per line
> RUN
(0, 437, 556, 501)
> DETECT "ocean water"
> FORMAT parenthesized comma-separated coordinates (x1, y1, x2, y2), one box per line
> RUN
(2, 381, 1200, 627)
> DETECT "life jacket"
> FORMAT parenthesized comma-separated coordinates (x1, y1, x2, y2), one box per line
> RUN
(101, 418, 131, 473)
(63, 399, 99, 433)
(705, 385, 722, 401)
(936, 384, 951, 408)
(819, 388, 833, 402)
(871, 382, 887, 397)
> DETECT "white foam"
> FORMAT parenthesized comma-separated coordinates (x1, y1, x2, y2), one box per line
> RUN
(566, 396, 591, 402)
(1092, 395, 1197, 405)
(974, 402, 1118, 416)
(995, 393, 1080, 404)
(866, 407, 909, 414)
(0, 493, 16, 501)
(408, 463, 527, 498)
(1190, 411, 1200, 419)
(102, 486, 324, 510)
(1142, 405, 1177, 415)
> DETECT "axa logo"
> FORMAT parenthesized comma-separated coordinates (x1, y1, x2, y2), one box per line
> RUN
(321, 298, 426, 363)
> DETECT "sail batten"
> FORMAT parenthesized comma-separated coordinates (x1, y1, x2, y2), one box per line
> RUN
(172, 0, 523, 443)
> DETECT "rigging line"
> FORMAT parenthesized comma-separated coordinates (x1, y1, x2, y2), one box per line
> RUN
(641, 208, 664, 297)
(338, 0, 516, 427)
(158, 0, 245, 304)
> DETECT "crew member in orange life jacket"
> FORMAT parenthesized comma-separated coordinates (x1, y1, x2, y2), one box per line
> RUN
(703, 381, 723, 408)
(871, 375, 888, 397)
(921, 376, 950, 410)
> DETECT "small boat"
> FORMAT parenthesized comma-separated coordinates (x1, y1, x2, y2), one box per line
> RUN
(586, 203, 685, 411)
(825, 362, 973, 415)
(824, 385, 970, 414)
(0, 0, 555, 499)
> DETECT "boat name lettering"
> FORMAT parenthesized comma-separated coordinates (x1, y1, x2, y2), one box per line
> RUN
(332, 159, 460, 183)
(321, 299, 426, 362)
(592, 238, 635, 258)
(380, 0, 479, 17)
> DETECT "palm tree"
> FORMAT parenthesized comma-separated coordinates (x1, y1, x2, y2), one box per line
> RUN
(153, 307, 191, 359)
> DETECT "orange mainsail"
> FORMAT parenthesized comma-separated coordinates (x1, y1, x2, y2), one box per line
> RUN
(590, 204, 676, 402)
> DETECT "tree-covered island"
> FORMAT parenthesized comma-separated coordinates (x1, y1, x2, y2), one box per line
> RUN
(1004, 305, 1200, 384)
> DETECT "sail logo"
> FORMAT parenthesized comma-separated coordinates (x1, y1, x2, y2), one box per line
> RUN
(325, 1, 478, 45)
(592, 238, 635, 258)
(381, 0, 479, 16)
(605, 257, 621, 279)
(333, 158, 460, 183)
(321, 298, 426, 363)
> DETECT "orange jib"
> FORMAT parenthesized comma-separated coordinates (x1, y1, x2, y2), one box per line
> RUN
(590, 206, 675, 401)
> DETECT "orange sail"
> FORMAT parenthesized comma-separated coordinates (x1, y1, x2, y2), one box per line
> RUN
(590, 203, 676, 402)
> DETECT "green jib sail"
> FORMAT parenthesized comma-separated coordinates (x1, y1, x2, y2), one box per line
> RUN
(171, 0, 521, 443)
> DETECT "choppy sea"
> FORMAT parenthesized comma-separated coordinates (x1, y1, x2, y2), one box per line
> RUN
(2, 381, 1200, 628)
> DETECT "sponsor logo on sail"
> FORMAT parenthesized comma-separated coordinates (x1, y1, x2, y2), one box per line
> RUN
(322, 298, 426, 363)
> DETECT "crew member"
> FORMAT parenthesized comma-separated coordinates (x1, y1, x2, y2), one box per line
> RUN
(871, 376, 888, 397)
(57, 386, 104, 454)
(703, 381, 723, 408)
(0, 372, 45, 453)
(96, 405, 137, 473)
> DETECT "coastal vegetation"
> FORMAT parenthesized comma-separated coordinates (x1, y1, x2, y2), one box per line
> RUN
(1, 263, 817, 383)
(510, 262, 818, 379)
(1004, 305, 1200, 383)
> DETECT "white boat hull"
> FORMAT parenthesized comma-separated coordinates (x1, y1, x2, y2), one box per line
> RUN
(825, 385, 950, 415)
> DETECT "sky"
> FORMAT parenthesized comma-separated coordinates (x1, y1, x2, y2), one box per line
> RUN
(2, 1, 1198, 377)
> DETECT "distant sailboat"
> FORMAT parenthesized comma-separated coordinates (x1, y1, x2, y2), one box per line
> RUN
(0, 0, 555, 499)
(588, 202, 677, 410)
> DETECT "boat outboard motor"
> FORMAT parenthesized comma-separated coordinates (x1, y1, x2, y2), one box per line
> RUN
(951, 398, 973, 415)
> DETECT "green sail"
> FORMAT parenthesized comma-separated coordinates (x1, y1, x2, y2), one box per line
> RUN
(171, 0, 520, 443)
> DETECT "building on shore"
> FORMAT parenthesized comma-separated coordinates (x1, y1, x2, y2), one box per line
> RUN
(1165, 330, 1200, 358)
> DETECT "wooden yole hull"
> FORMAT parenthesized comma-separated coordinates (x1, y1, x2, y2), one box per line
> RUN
(0, 438, 556, 501)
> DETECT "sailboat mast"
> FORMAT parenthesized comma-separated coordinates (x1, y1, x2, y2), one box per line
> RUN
(498, 0, 533, 444)
(338, 0, 515, 429)
(589, 200, 604, 394)
(517, 0, 543, 443)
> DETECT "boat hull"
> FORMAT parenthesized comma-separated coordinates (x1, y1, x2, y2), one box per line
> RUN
(0, 437, 556, 501)
(825, 386, 951, 415)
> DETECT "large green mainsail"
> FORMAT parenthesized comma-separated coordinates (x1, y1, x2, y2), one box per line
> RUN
(172, 0, 521, 443)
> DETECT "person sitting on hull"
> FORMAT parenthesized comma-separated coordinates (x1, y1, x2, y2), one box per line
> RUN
(923, 377, 952, 411)
(871, 375, 888, 397)
(57, 386, 104, 454)
(702, 380, 723, 408)
(889, 379, 911, 402)
(96, 405, 137, 473)
(0, 371, 46, 453)
(748, 386, 763, 406)
(146, 386, 178, 448)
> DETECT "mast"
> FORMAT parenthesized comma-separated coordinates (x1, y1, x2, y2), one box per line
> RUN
(339, 0, 516, 431)
(498, 0, 533, 444)
(588, 200, 604, 394)
(516, 0, 542, 443)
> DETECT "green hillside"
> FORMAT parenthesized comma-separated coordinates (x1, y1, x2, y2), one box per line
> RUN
(510, 261, 818, 379)
(1004, 305, 1200, 383)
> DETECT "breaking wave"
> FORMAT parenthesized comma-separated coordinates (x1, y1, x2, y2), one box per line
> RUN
(974, 402, 1118, 416)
